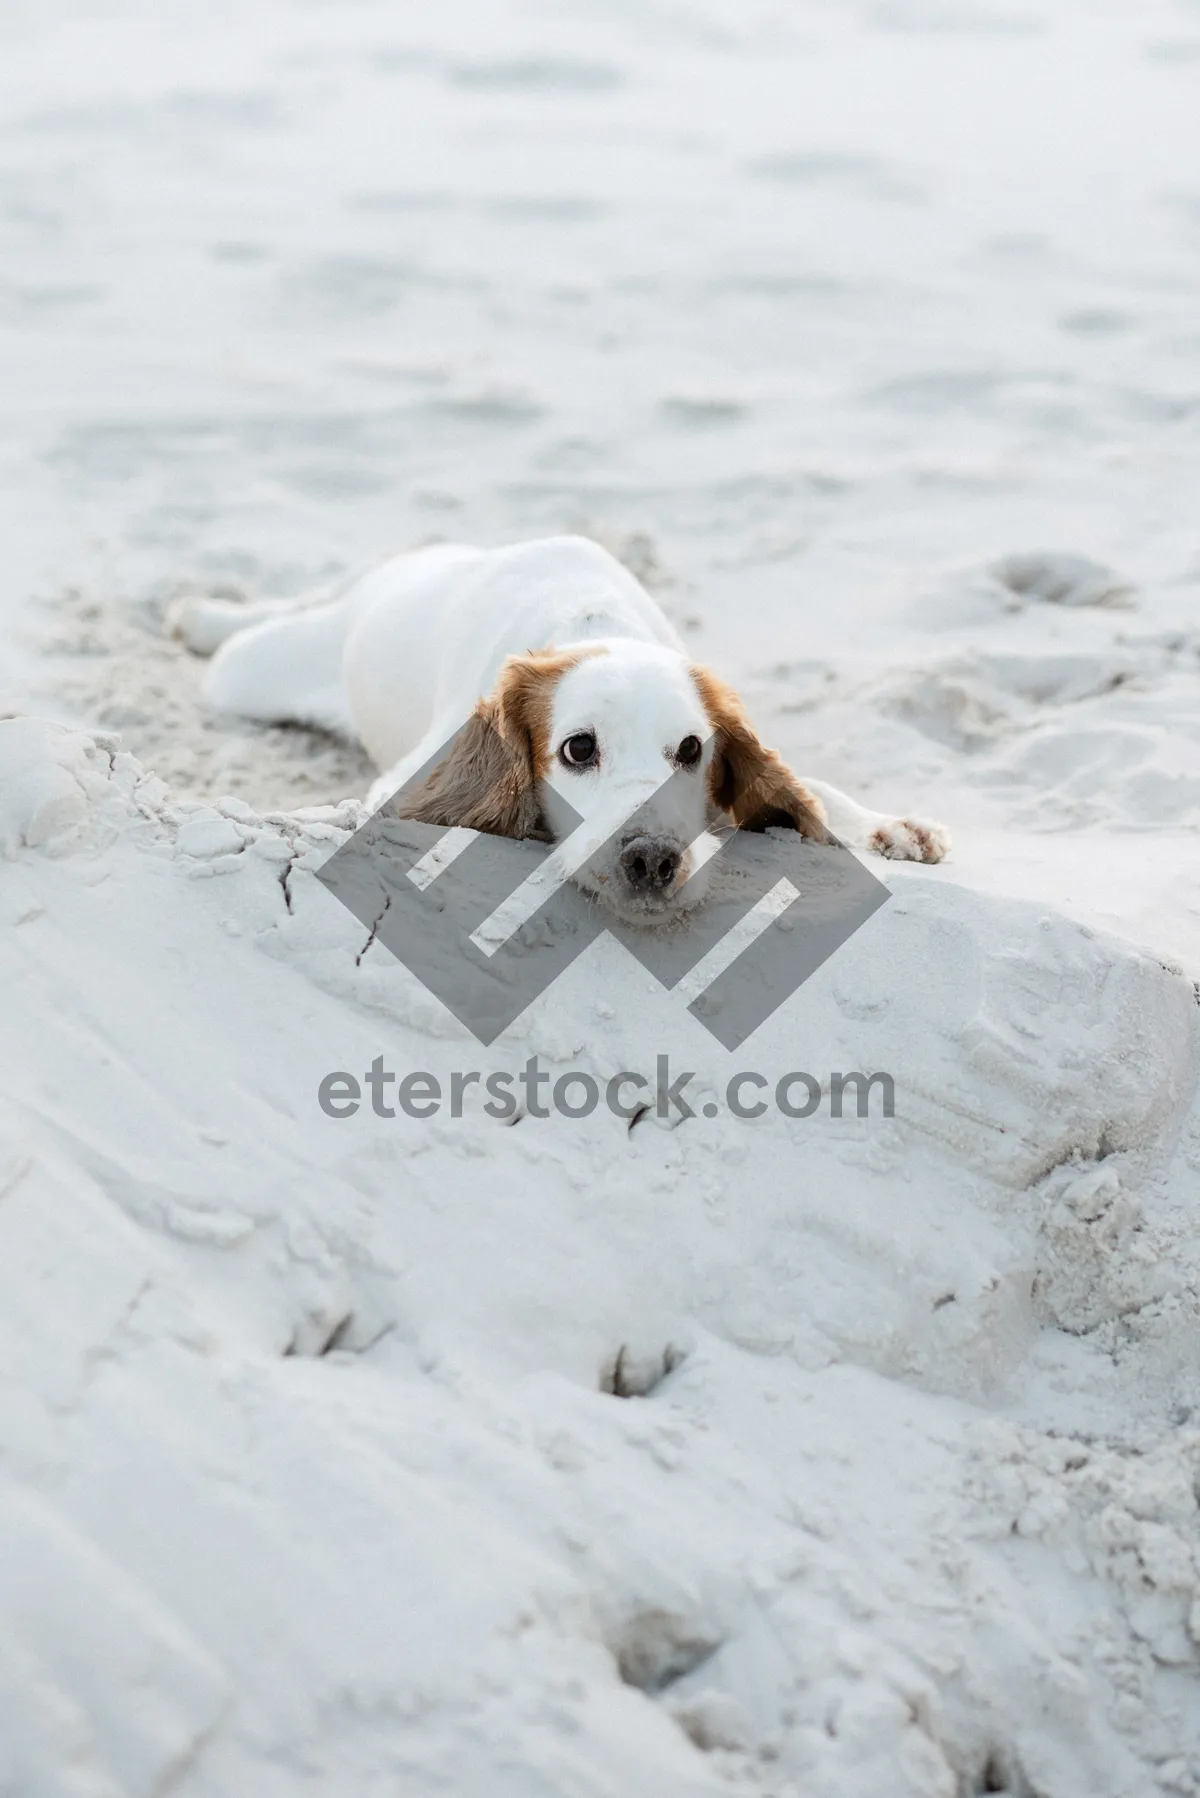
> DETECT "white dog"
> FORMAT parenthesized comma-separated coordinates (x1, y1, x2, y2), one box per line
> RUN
(173, 536, 948, 924)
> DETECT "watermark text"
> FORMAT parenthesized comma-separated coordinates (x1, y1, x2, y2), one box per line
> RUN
(318, 1056, 894, 1123)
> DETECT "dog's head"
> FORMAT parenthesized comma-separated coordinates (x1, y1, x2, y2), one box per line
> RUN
(398, 640, 827, 924)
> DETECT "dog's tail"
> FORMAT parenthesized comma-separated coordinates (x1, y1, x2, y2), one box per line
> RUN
(167, 592, 305, 658)
(170, 585, 358, 739)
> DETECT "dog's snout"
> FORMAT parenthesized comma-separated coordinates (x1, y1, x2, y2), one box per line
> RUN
(620, 835, 682, 893)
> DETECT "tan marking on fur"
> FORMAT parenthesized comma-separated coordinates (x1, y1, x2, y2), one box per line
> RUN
(493, 645, 605, 782)
(690, 665, 829, 841)
(396, 646, 604, 840)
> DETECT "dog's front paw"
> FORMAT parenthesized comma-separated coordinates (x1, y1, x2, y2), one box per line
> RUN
(868, 816, 951, 863)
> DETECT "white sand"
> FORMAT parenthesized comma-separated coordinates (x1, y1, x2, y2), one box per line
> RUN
(2, 2, 1199, 1793)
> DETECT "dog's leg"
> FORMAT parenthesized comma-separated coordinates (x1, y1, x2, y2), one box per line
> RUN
(799, 777, 951, 863)
(196, 596, 357, 738)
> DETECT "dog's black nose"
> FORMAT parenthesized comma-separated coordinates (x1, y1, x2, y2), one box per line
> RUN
(620, 835, 682, 892)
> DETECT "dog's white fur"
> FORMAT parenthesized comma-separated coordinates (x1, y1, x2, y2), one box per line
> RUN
(173, 536, 949, 922)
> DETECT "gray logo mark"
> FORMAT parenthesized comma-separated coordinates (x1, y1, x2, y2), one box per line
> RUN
(316, 722, 891, 1049)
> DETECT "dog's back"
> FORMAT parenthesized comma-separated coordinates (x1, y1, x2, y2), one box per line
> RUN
(189, 535, 678, 770)
(342, 536, 679, 769)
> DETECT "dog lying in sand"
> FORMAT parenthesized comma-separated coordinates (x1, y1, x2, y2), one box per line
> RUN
(172, 535, 949, 925)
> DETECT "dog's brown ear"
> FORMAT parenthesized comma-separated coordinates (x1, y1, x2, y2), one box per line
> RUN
(394, 649, 584, 841)
(691, 665, 829, 840)
(394, 699, 545, 840)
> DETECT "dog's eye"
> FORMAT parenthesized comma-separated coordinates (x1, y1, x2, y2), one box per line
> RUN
(676, 734, 703, 767)
(559, 731, 598, 768)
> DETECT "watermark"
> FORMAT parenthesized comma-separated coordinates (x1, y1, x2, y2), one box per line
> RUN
(315, 721, 891, 1050)
(318, 1055, 895, 1122)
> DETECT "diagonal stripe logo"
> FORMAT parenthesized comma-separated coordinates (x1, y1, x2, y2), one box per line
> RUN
(316, 720, 891, 1048)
